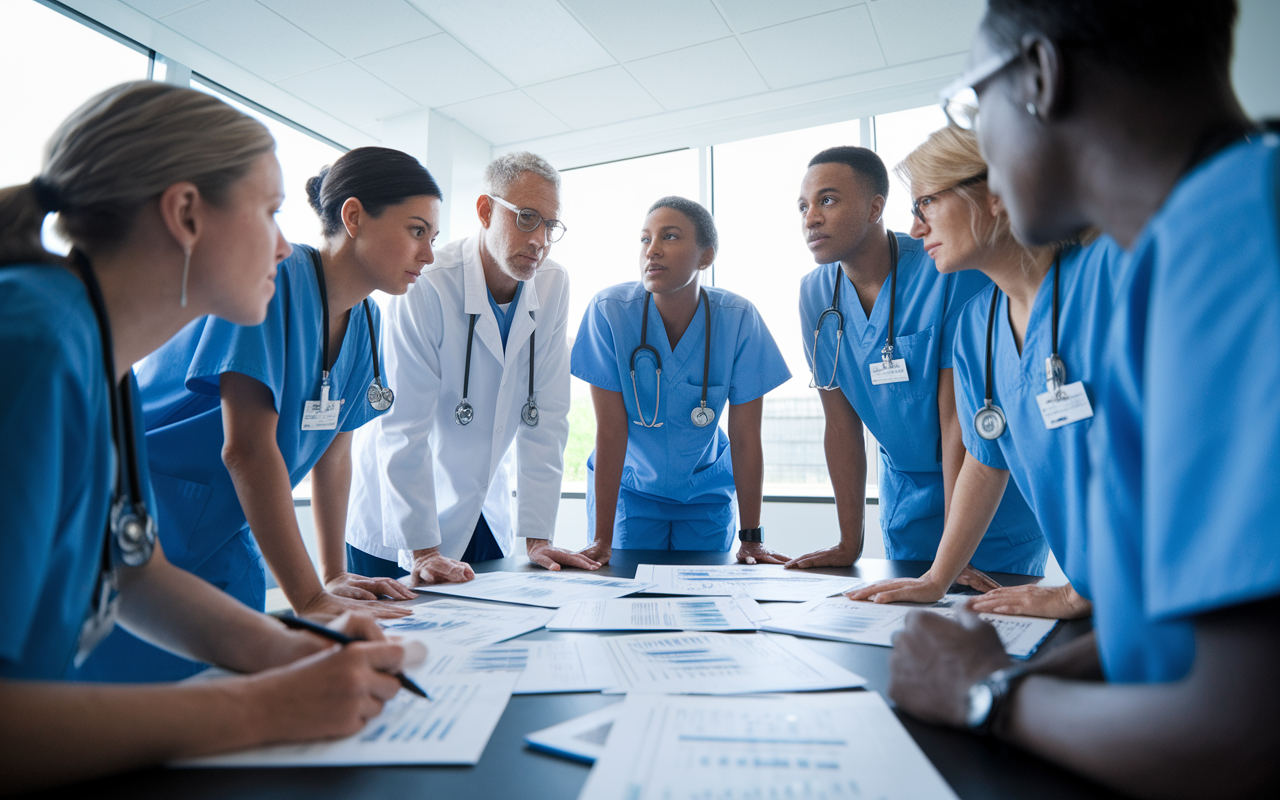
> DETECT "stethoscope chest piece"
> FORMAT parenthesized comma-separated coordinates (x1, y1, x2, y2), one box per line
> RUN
(110, 496, 156, 567)
(521, 398, 539, 427)
(691, 404, 715, 428)
(974, 403, 1007, 441)
(367, 379, 394, 412)
(455, 400, 474, 426)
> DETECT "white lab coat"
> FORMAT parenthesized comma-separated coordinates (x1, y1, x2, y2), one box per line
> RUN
(346, 235, 571, 566)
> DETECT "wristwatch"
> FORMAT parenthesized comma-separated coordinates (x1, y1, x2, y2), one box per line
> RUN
(965, 664, 1029, 736)
(738, 526, 763, 543)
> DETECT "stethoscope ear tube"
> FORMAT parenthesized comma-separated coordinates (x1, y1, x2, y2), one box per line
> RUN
(629, 289, 714, 428)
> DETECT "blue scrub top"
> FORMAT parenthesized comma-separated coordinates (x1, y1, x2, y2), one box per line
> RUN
(799, 231, 1043, 573)
(571, 282, 791, 515)
(0, 265, 152, 680)
(487, 281, 524, 350)
(1089, 134, 1280, 683)
(952, 237, 1127, 597)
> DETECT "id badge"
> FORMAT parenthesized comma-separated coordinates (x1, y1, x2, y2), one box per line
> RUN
(301, 384, 343, 431)
(870, 358, 909, 385)
(1036, 381, 1094, 429)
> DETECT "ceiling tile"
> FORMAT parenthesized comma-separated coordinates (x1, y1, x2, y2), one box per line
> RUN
(122, 0, 205, 16)
(523, 66, 664, 129)
(438, 90, 570, 145)
(741, 5, 885, 89)
(560, 0, 730, 62)
(161, 0, 343, 82)
(258, 0, 441, 58)
(714, 0, 861, 33)
(866, 0, 986, 64)
(277, 61, 420, 127)
(408, 0, 614, 85)
(357, 34, 514, 108)
(626, 38, 768, 111)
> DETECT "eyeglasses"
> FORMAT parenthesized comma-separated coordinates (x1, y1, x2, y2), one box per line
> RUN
(488, 195, 567, 243)
(911, 171, 988, 223)
(938, 47, 1022, 130)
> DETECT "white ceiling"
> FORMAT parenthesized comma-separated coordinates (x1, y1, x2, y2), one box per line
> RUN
(88, 0, 984, 160)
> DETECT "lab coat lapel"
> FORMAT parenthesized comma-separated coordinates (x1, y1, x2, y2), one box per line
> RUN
(463, 238, 506, 365)
(504, 277, 541, 368)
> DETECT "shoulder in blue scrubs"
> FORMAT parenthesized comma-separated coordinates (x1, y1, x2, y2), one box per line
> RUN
(1089, 134, 1280, 683)
(952, 236, 1127, 595)
(572, 282, 790, 550)
(74, 244, 387, 682)
(799, 231, 1043, 573)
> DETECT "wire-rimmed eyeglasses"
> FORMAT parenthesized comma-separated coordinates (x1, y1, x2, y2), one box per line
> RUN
(488, 194, 567, 243)
(911, 171, 989, 223)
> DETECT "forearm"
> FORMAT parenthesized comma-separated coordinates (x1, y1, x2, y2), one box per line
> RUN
(728, 400, 764, 530)
(311, 433, 353, 582)
(591, 440, 625, 547)
(825, 426, 867, 553)
(927, 456, 1009, 585)
(937, 368, 964, 522)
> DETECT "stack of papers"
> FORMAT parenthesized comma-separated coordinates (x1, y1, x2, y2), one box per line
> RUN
(578, 692, 959, 800)
(547, 595, 768, 632)
(416, 571, 656, 608)
(762, 594, 1058, 658)
(633, 563, 864, 601)
(598, 631, 867, 694)
(379, 599, 553, 647)
(422, 638, 617, 694)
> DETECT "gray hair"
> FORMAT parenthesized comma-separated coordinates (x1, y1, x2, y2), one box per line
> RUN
(483, 151, 561, 196)
(648, 196, 718, 258)
(0, 81, 274, 266)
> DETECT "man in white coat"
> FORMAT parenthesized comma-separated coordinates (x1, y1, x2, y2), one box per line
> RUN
(345, 151, 598, 584)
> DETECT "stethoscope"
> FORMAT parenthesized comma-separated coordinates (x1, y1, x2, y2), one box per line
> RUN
(631, 288, 715, 428)
(306, 247, 394, 412)
(810, 230, 900, 390)
(455, 312, 539, 427)
(974, 252, 1064, 441)
(73, 250, 157, 664)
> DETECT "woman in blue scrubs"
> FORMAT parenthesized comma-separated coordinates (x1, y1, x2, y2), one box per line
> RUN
(77, 146, 443, 682)
(0, 82, 409, 791)
(571, 196, 792, 563)
(849, 125, 1124, 618)
(788, 146, 1044, 577)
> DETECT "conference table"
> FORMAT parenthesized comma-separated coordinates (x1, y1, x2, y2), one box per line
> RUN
(55, 551, 1123, 800)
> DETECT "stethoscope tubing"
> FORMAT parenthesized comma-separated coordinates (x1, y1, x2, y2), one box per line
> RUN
(630, 288, 713, 428)
(810, 230, 899, 389)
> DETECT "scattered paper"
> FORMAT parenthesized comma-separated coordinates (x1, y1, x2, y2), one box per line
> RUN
(762, 594, 1057, 658)
(423, 638, 618, 694)
(598, 631, 867, 695)
(525, 702, 623, 764)
(416, 571, 657, 608)
(547, 595, 768, 632)
(579, 692, 959, 800)
(176, 673, 517, 767)
(379, 599, 553, 648)
(633, 564, 864, 602)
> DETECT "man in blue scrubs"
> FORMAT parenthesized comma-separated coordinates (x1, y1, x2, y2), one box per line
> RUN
(887, 2, 1280, 795)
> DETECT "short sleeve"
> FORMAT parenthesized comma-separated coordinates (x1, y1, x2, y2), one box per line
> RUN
(939, 270, 990, 370)
(184, 277, 290, 414)
(728, 302, 792, 405)
(570, 295, 624, 392)
(951, 289, 1008, 471)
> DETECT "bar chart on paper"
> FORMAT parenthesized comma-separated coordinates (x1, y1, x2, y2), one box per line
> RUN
(547, 595, 768, 631)
(633, 564, 864, 602)
(378, 599, 554, 647)
(424, 639, 617, 694)
(416, 571, 657, 608)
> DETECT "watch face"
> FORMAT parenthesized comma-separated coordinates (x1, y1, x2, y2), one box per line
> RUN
(966, 682, 995, 730)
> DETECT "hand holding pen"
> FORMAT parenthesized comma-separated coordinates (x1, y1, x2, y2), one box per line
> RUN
(279, 613, 432, 700)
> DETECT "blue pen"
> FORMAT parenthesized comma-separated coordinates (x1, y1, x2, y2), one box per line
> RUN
(278, 614, 431, 700)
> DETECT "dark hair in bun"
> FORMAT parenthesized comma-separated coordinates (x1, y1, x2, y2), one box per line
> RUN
(307, 146, 442, 237)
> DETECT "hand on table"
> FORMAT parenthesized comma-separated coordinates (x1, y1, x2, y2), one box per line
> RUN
(784, 542, 860, 569)
(326, 572, 417, 602)
(736, 541, 790, 565)
(408, 547, 475, 586)
(846, 574, 949, 604)
(527, 538, 601, 572)
(295, 589, 411, 621)
(966, 582, 1092, 619)
(888, 608, 1012, 729)
(577, 540, 612, 567)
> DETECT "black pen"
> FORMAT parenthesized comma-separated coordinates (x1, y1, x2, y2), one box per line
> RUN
(278, 614, 431, 700)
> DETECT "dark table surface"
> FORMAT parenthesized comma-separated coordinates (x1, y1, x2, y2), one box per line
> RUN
(55, 551, 1123, 800)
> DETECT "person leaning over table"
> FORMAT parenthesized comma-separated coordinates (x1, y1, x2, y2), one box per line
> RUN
(887, 1, 1280, 796)
(345, 152, 594, 583)
(786, 146, 1045, 580)
(0, 81, 413, 793)
(570, 196, 792, 566)
(848, 125, 1125, 619)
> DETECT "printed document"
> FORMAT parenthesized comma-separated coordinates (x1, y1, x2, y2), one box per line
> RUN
(379, 599, 553, 647)
(547, 595, 768, 632)
(416, 571, 656, 608)
(633, 564, 864, 602)
(525, 702, 623, 764)
(423, 638, 617, 694)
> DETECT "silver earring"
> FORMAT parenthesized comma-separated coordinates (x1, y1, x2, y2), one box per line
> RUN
(1026, 102, 1039, 118)
(180, 248, 191, 308)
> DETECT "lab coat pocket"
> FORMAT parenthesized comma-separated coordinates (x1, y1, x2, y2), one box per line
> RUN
(147, 471, 213, 567)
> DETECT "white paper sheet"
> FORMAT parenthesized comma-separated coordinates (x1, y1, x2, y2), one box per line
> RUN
(524, 702, 623, 764)
(633, 564, 864, 602)
(422, 638, 618, 694)
(579, 692, 959, 800)
(546, 595, 768, 631)
(378, 599, 554, 647)
(176, 672, 517, 767)
(598, 631, 867, 694)
(415, 571, 657, 608)
(761, 594, 1058, 658)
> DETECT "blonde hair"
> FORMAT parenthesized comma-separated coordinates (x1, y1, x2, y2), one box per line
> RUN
(0, 81, 275, 266)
